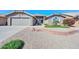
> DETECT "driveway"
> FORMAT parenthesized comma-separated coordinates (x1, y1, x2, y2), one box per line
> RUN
(0, 26, 26, 42)
(1, 27, 79, 49)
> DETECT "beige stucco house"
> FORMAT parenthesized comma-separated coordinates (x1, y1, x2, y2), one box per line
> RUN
(0, 15, 7, 26)
(6, 12, 46, 26)
(6, 11, 35, 26)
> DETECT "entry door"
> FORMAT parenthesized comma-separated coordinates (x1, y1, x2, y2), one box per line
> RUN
(33, 17, 44, 26)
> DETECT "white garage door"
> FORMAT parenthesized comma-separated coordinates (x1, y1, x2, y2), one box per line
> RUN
(11, 17, 32, 26)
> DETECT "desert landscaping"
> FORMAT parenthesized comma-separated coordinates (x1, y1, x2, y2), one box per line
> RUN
(1, 10, 79, 49)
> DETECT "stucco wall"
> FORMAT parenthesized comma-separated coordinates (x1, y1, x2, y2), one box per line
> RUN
(7, 14, 34, 26)
(44, 16, 64, 25)
(0, 18, 7, 26)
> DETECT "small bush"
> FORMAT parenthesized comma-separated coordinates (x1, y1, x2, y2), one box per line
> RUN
(63, 18, 75, 26)
(1, 39, 24, 49)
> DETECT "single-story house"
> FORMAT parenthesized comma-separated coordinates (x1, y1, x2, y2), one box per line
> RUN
(73, 15, 79, 27)
(5, 11, 46, 26)
(0, 15, 7, 26)
(6, 11, 35, 26)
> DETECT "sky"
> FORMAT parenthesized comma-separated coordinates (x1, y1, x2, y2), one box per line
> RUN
(0, 10, 79, 16)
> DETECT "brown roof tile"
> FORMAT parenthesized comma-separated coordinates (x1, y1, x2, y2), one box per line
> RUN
(45, 14, 74, 20)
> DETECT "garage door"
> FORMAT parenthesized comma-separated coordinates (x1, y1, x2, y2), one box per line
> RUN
(11, 17, 32, 26)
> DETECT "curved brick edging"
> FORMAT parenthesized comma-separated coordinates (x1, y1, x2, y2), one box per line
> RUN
(43, 28, 79, 35)
(27, 27, 79, 36)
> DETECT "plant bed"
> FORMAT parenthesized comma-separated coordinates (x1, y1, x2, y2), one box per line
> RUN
(45, 25, 69, 28)
(1, 39, 24, 49)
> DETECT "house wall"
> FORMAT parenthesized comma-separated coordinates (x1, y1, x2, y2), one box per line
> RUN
(7, 14, 33, 26)
(44, 16, 64, 25)
(0, 18, 7, 26)
(74, 20, 79, 27)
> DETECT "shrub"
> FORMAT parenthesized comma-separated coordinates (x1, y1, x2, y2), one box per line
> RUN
(63, 18, 75, 26)
(1, 39, 24, 49)
(53, 20, 59, 26)
(44, 24, 48, 27)
(53, 17, 60, 26)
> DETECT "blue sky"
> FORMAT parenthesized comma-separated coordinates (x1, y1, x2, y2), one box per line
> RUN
(0, 10, 79, 16)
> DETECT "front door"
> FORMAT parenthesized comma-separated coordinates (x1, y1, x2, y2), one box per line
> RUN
(33, 16, 44, 26)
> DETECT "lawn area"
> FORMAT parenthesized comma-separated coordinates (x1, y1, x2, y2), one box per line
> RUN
(45, 25, 69, 28)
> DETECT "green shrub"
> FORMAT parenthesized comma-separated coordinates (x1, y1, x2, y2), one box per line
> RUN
(63, 18, 75, 26)
(1, 39, 24, 49)
(44, 24, 48, 27)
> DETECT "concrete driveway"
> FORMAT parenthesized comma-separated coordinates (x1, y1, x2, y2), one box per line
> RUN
(0, 26, 26, 42)
(1, 27, 79, 49)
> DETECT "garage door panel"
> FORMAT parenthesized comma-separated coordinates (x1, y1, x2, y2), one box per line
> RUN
(11, 18, 32, 26)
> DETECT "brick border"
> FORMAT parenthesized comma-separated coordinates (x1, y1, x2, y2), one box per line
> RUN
(43, 28, 79, 35)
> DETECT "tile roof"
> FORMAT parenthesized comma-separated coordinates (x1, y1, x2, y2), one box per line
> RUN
(45, 14, 74, 20)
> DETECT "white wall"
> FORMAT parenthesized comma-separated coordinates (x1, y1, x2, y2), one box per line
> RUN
(44, 16, 65, 25)
(7, 14, 33, 26)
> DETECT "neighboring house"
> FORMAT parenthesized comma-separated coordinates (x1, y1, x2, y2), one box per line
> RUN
(33, 14, 46, 26)
(73, 16, 79, 27)
(0, 15, 7, 26)
(6, 11, 35, 26)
